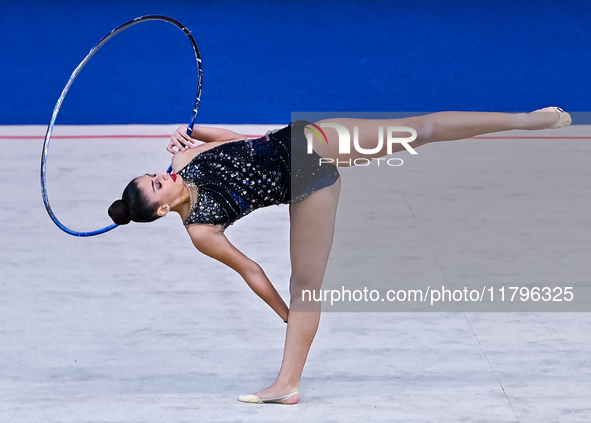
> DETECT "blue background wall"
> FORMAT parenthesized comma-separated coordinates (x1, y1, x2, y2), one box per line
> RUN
(1, 0, 589, 124)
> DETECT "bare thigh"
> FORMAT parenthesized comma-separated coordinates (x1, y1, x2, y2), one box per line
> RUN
(289, 177, 341, 311)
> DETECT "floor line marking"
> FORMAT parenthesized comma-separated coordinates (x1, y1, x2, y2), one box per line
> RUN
(0, 134, 264, 140)
(2, 135, 590, 140)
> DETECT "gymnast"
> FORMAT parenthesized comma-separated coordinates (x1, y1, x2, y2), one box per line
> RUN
(108, 107, 571, 404)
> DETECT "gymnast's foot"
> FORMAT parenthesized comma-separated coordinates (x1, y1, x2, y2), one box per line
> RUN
(526, 107, 572, 130)
(238, 382, 300, 405)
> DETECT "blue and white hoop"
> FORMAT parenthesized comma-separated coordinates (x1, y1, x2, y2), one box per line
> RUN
(41, 15, 203, 237)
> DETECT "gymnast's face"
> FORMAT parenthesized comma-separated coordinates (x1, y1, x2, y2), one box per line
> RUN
(136, 172, 184, 216)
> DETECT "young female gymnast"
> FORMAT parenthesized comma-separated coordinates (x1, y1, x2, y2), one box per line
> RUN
(108, 107, 571, 404)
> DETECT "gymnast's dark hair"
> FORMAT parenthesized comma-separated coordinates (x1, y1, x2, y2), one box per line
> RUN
(108, 178, 160, 225)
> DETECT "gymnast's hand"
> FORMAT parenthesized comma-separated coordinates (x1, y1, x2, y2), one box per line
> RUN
(167, 125, 198, 154)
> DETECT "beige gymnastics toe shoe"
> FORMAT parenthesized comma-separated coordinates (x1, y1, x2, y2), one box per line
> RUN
(238, 391, 299, 404)
(544, 106, 572, 129)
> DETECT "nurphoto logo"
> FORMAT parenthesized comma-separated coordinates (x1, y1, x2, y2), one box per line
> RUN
(305, 122, 417, 167)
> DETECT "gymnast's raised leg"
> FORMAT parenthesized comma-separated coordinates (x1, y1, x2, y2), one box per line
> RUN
(311, 107, 571, 161)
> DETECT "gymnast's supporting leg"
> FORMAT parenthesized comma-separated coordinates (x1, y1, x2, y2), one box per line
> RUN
(311, 108, 569, 160)
(245, 178, 341, 404)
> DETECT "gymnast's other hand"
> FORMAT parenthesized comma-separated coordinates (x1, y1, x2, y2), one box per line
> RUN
(167, 125, 197, 154)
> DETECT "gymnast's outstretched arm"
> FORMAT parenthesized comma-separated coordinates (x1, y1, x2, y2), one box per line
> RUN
(187, 224, 289, 322)
(168, 125, 245, 153)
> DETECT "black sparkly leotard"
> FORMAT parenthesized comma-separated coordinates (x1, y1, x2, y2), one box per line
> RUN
(176, 120, 340, 228)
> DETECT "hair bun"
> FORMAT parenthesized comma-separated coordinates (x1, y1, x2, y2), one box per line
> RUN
(108, 199, 131, 225)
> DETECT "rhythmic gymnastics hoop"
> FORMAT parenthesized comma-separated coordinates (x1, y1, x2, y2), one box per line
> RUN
(41, 15, 203, 237)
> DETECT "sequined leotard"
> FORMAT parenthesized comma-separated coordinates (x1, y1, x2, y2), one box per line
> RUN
(176, 120, 340, 228)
